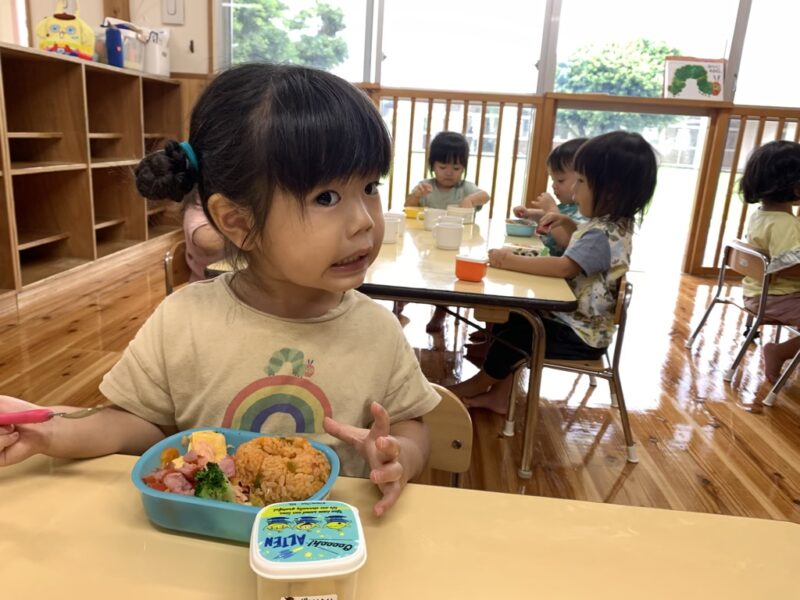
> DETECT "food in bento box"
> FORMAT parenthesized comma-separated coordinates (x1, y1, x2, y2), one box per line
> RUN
(232, 436, 332, 505)
(141, 431, 331, 505)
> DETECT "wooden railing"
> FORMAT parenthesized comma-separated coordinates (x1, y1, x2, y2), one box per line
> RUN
(686, 105, 800, 275)
(361, 86, 542, 219)
(360, 85, 799, 275)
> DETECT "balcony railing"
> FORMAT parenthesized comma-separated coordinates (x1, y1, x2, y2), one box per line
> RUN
(358, 85, 799, 275)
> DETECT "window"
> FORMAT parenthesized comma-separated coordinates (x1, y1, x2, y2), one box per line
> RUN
(734, 0, 800, 106)
(219, 0, 367, 82)
(555, 0, 740, 98)
(380, 0, 545, 93)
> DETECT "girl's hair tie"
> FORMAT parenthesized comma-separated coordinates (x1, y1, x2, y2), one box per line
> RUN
(179, 141, 199, 172)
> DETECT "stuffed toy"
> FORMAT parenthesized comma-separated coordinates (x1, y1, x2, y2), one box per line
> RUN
(36, 0, 95, 61)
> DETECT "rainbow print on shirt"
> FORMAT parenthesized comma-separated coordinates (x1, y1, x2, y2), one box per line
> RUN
(222, 348, 331, 433)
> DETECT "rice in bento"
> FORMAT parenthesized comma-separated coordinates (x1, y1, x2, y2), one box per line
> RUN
(232, 436, 331, 505)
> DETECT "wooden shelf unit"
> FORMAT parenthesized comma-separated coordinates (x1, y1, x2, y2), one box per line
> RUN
(0, 42, 183, 291)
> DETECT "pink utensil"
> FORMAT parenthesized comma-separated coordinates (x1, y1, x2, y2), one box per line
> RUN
(0, 405, 108, 426)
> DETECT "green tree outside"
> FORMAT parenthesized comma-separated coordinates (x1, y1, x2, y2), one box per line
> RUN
(555, 38, 681, 137)
(232, 0, 347, 70)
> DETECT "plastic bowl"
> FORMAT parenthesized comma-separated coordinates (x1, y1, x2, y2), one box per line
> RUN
(403, 206, 423, 219)
(131, 427, 340, 543)
(455, 255, 488, 282)
(505, 220, 536, 237)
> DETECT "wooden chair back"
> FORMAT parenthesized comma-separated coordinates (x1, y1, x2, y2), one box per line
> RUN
(423, 383, 473, 475)
(164, 239, 191, 295)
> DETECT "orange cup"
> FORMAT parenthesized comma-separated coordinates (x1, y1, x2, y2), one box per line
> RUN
(455, 255, 488, 282)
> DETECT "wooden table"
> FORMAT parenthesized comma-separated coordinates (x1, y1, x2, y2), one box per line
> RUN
(207, 216, 576, 477)
(2, 454, 798, 599)
(360, 216, 576, 477)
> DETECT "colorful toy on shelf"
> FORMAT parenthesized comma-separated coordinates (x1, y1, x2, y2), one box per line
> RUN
(35, 0, 95, 61)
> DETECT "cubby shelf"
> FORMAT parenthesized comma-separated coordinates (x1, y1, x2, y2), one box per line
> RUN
(94, 217, 127, 230)
(8, 131, 63, 139)
(0, 41, 184, 292)
(90, 158, 140, 168)
(10, 161, 88, 175)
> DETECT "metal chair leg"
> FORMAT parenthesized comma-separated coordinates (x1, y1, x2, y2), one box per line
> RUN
(764, 347, 800, 407)
(685, 298, 719, 349)
(724, 321, 762, 381)
(610, 375, 638, 463)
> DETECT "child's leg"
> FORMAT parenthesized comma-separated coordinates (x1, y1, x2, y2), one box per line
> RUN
(763, 336, 800, 383)
(426, 305, 448, 333)
(460, 373, 515, 415)
(447, 369, 500, 399)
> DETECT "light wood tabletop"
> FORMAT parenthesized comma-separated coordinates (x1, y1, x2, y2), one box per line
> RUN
(2, 453, 798, 599)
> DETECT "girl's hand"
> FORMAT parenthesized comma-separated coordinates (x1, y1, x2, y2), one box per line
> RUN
(324, 402, 406, 516)
(459, 198, 473, 209)
(0, 396, 52, 467)
(413, 182, 433, 198)
(488, 247, 514, 269)
(531, 193, 557, 213)
(512, 205, 531, 218)
(539, 212, 571, 229)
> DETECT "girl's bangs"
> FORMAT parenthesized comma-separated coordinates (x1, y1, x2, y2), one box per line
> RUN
(264, 86, 391, 197)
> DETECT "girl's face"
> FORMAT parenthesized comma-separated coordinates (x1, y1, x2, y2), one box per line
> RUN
(549, 168, 578, 204)
(573, 172, 593, 217)
(432, 161, 464, 189)
(247, 174, 384, 310)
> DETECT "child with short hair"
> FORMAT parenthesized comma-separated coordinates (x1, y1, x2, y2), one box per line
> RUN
(513, 137, 588, 256)
(449, 131, 657, 413)
(0, 64, 439, 516)
(406, 131, 490, 210)
(403, 131, 490, 332)
(739, 140, 800, 382)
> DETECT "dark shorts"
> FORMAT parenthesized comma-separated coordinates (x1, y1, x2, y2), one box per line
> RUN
(743, 292, 800, 327)
(483, 313, 607, 380)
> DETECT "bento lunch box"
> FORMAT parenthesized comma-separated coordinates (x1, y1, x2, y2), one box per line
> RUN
(131, 427, 340, 543)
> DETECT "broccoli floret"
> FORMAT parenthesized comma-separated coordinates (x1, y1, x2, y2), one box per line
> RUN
(194, 462, 236, 503)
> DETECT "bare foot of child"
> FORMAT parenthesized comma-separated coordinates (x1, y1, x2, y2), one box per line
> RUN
(462, 389, 509, 415)
(762, 343, 784, 383)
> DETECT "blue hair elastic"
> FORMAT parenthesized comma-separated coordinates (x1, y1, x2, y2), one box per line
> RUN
(179, 141, 199, 172)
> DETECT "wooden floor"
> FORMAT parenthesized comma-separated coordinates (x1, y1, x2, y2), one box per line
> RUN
(1, 243, 798, 523)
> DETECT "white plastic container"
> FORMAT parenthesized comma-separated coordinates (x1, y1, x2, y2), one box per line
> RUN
(250, 500, 366, 600)
(143, 28, 170, 76)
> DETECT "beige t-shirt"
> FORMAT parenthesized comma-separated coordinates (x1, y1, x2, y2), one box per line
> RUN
(99, 273, 440, 476)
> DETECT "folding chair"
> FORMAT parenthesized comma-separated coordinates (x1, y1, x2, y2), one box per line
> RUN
(422, 383, 473, 487)
(684, 239, 800, 404)
(534, 277, 638, 463)
(164, 239, 191, 296)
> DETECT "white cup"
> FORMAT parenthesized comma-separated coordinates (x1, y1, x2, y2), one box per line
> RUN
(447, 206, 475, 224)
(384, 212, 405, 235)
(382, 217, 400, 244)
(433, 222, 464, 250)
(436, 215, 465, 226)
(418, 208, 447, 230)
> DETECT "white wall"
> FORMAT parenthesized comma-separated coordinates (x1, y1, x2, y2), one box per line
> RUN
(0, 2, 17, 44)
(22, 0, 209, 74)
(130, 0, 208, 74)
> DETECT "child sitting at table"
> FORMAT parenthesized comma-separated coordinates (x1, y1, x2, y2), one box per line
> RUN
(448, 131, 657, 413)
(0, 63, 440, 517)
(738, 140, 800, 382)
(405, 131, 490, 211)
(401, 131, 491, 332)
(513, 137, 588, 256)
(183, 195, 225, 282)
